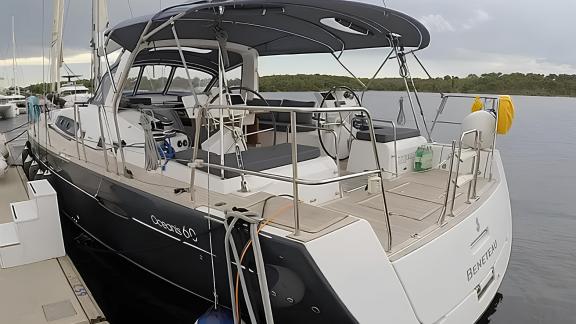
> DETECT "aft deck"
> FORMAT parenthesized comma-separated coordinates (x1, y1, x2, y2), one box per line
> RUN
(328, 168, 492, 253)
(33, 121, 497, 256)
(235, 166, 494, 254)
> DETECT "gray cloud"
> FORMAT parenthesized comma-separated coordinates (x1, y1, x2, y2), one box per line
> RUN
(1, 0, 574, 85)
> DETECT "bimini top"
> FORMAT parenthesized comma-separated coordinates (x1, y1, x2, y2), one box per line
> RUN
(133, 48, 243, 75)
(107, 0, 430, 56)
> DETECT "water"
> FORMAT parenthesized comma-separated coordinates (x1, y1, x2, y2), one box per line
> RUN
(6, 92, 576, 323)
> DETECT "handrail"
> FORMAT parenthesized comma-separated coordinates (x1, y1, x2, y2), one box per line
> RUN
(190, 162, 381, 187)
(206, 104, 371, 115)
(438, 140, 457, 225)
(290, 111, 300, 236)
(283, 123, 342, 197)
(445, 129, 481, 219)
(440, 94, 499, 100)
(430, 95, 499, 139)
(72, 104, 81, 160)
(189, 103, 393, 251)
(373, 119, 399, 177)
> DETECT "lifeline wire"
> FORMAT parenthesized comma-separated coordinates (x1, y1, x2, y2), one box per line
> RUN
(2, 121, 29, 133)
(4, 130, 27, 144)
(207, 100, 218, 309)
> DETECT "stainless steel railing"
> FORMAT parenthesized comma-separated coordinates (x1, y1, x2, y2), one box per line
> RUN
(438, 128, 482, 225)
(430, 94, 501, 179)
(190, 104, 393, 251)
(430, 94, 498, 136)
(373, 119, 399, 177)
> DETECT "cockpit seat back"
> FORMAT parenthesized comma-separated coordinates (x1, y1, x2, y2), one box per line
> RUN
(356, 126, 421, 143)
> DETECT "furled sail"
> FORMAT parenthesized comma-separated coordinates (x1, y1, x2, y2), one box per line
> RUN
(92, 0, 109, 89)
(50, 0, 65, 92)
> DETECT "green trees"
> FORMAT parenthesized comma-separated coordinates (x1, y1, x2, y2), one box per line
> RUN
(19, 73, 576, 97)
(259, 73, 576, 96)
(23, 80, 93, 96)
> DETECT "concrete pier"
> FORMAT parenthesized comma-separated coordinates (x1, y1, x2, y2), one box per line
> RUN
(1, 116, 108, 324)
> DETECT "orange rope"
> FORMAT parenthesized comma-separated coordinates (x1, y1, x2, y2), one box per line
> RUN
(234, 203, 293, 323)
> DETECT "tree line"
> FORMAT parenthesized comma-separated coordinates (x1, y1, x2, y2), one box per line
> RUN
(19, 72, 576, 97)
(259, 73, 576, 97)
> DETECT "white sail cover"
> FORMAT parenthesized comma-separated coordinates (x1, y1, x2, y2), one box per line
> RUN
(92, 0, 109, 88)
(50, 0, 65, 92)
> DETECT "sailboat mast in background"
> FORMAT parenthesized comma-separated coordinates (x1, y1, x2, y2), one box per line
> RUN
(50, 0, 65, 93)
(11, 16, 19, 95)
(91, 0, 109, 90)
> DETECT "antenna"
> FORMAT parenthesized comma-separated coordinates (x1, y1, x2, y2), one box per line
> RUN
(11, 16, 19, 95)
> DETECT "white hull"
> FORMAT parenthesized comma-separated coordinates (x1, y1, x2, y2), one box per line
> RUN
(305, 151, 510, 323)
(0, 103, 18, 119)
(33, 105, 511, 323)
(26, 3, 513, 321)
(62, 93, 92, 107)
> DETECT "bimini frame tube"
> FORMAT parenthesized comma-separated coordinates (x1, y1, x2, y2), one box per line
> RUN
(170, 21, 200, 107)
(110, 12, 187, 177)
(110, 20, 154, 176)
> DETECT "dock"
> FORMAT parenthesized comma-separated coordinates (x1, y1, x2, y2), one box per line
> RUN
(1, 145, 108, 323)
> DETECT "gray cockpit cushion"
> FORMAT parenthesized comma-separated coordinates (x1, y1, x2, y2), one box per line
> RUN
(356, 126, 420, 143)
(255, 99, 316, 132)
(174, 143, 321, 178)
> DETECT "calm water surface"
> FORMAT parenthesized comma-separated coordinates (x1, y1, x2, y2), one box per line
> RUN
(35, 91, 576, 323)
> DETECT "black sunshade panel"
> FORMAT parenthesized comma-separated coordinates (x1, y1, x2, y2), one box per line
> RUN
(108, 0, 430, 55)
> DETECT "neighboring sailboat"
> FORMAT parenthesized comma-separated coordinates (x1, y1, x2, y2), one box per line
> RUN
(0, 16, 26, 118)
(49, 0, 95, 108)
(25, 1, 513, 323)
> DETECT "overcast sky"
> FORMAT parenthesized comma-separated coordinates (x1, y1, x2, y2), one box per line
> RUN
(0, 0, 574, 86)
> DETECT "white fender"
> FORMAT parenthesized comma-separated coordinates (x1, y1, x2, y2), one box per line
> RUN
(461, 111, 496, 150)
(0, 157, 8, 177)
(0, 133, 9, 159)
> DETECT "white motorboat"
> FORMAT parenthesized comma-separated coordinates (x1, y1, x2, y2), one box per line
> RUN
(58, 83, 92, 107)
(0, 96, 19, 119)
(24, 1, 514, 323)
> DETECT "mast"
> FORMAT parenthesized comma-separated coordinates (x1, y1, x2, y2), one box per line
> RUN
(50, 0, 65, 93)
(11, 16, 18, 95)
(91, 0, 109, 90)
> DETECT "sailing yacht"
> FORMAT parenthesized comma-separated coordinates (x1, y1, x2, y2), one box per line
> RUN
(0, 17, 25, 118)
(24, 1, 513, 323)
(48, 1, 94, 108)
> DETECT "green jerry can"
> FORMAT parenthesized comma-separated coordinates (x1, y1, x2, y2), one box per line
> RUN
(414, 145, 433, 172)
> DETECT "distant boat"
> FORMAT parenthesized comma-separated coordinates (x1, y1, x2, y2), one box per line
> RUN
(48, 1, 94, 108)
(0, 95, 19, 119)
(58, 82, 91, 107)
(1, 17, 25, 118)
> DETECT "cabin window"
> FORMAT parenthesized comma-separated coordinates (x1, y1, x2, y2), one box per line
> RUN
(137, 65, 170, 94)
(124, 67, 140, 95)
(55, 116, 80, 138)
(226, 66, 243, 87)
(168, 67, 212, 94)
